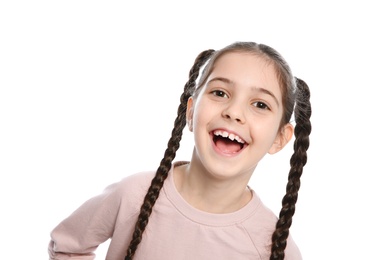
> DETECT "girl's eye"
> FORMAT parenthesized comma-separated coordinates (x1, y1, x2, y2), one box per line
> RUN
(253, 101, 270, 110)
(212, 90, 228, 98)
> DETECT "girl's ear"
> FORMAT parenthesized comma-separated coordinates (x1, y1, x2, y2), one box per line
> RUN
(186, 97, 194, 132)
(268, 123, 294, 154)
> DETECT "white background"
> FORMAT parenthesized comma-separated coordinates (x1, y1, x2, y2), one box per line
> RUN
(1, 1, 389, 259)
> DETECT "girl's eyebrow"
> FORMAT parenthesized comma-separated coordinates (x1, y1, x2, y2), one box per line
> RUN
(208, 77, 280, 107)
(207, 77, 232, 85)
(252, 87, 280, 107)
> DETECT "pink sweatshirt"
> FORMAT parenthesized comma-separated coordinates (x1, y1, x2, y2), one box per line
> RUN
(49, 162, 302, 259)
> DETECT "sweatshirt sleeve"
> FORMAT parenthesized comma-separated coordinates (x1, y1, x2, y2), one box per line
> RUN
(48, 181, 125, 260)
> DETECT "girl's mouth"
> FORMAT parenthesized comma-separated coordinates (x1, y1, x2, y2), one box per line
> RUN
(211, 130, 247, 154)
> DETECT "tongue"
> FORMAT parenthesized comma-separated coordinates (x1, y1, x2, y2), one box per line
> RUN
(215, 138, 241, 153)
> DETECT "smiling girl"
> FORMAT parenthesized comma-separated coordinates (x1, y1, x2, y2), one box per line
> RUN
(49, 42, 311, 260)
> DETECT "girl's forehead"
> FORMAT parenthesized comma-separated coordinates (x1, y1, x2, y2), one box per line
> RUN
(213, 52, 274, 74)
(209, 52, 279, 88)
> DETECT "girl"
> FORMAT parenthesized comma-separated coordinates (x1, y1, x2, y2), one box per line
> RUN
(48, 42, 311, 260)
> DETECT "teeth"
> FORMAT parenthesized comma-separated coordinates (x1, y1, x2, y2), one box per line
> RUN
(214, 130, 245, 144)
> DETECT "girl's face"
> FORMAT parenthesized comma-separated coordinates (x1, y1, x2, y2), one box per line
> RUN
(187, 52, 293, 181)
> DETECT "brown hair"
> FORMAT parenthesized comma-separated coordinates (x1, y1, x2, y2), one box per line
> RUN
(125, 42, 311, 260)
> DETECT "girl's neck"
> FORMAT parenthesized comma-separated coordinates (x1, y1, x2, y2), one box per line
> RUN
(174, 163, 253, 214)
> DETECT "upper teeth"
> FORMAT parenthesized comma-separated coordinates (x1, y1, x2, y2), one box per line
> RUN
(214, 130, 245, 144)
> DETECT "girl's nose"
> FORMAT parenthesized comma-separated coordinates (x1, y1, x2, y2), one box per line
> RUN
(221, 102, 246, 124)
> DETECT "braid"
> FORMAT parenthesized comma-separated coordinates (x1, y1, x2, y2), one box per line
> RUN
(270, 78, 312, 260)
(125, 49, 215, 260)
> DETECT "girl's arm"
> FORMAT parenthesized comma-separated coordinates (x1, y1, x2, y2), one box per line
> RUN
(48, 181, 123, 259)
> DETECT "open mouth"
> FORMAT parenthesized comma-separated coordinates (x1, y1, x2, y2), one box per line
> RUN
(212, 130, 247, 154)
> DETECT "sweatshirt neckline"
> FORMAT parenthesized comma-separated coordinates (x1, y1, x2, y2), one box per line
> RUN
(163, 161, 262, 227)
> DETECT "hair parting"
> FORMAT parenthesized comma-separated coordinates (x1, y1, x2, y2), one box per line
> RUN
(124, 49, 215, 260)
(270, 77, 312, 260)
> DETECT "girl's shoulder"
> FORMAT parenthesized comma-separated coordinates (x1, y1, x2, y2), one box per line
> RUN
(109, 170, 156, 197)
(245, 193, 302, 259)
(120, 170, 156, 186)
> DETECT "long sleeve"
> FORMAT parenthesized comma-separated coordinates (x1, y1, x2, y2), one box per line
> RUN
(48, 182, 124, 259)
